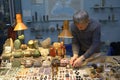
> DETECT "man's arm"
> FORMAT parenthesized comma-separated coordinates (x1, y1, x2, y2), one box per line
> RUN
(71, 27, 80, 57)
(83, 26, 101, 59)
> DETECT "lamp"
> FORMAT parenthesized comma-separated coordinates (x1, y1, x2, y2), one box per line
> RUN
(58, 20, 73, 58)
(14, 14, 28, 31)
(14, 14, 28, 43)
(58, 20, 73, 38)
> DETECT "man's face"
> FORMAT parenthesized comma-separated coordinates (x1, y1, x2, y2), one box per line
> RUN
(74, 19, 89, 30)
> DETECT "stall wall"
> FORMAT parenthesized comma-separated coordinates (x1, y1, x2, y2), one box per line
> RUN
(21, 0, 120, 44)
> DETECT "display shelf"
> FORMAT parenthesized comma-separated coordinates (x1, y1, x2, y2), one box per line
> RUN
(91, 6, 120, 9)
(0, 56, 120, 80)
(91, 2, 120, 24)
(99, 19, 118, 23)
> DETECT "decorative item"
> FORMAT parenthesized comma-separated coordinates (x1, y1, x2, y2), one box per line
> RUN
(49, 47, 56, 57)
(33, 61, 42, 67)
(14, 39, 21, 50)
(32, 49, 41, 58)
(60, 58, 69, 67)
(23, 50, 32, 57)
(3, 38, 14, 51)
(12, 60, 21, 67)
(28, 40, 34, 48)
(42, 60, 51, 67)
(52, 42, 66, 58)
(40, 37, 51, 48)
(4, 46, 12, 53)
(12, 50, 24, 58)
(20, 44, 27, 50)
(51, 58, 60, 67)
(33, 40, 39, 49)
(39, 48, 49, 57)
(24, 59, 33, 68)
(1, 53, 12, 60)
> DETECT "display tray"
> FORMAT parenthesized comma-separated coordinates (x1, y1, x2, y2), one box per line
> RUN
(0, 56, 120, 80)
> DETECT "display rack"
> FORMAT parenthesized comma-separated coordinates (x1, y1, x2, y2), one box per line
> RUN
(99, 19, 118, 23)
(91, 6, 120, 10)
(90, 0, 120, 23)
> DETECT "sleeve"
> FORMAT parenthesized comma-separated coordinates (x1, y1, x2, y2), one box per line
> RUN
(83, 24, 101, 59)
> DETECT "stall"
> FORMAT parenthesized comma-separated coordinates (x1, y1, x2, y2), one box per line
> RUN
(0, 37, 120, 80)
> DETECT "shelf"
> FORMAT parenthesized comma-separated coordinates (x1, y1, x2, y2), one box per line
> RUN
(26, 20, 73, 24)
(91, 6, 120, 10)
(99, 19, 118, 23)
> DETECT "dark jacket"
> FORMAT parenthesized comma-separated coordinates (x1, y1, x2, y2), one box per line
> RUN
(70, 19, 101, 59)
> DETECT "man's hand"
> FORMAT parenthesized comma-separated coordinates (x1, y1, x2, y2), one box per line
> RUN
(70, 54, 78, 66)
(72, 55, 85, 67)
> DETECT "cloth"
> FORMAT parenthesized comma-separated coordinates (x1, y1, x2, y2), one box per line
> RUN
(70, 19, 101, 59)
(107, 42, 120, 56)
(8, 27, 17, 41)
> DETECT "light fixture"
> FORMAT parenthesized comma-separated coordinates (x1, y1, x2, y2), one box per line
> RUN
(58, 20, 73, 38)
(14, 13, 28, 31)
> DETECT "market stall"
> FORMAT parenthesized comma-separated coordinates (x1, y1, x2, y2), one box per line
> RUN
(0, 35, 120, 80)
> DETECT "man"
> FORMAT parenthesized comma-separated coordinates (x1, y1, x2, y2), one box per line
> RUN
(70, 10, 101, 67)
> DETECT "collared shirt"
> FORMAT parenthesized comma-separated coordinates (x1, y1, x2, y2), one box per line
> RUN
(70, 19, 101, 59)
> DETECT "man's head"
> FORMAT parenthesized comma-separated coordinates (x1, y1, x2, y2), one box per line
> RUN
(73, 10, 89, 30)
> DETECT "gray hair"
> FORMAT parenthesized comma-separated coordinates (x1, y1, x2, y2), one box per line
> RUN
(73, 10, 89, 23)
